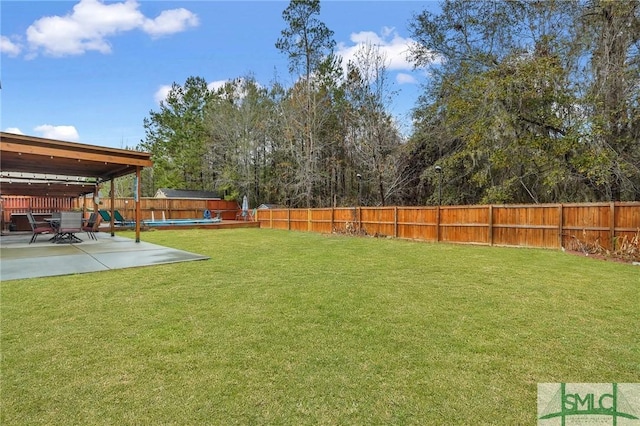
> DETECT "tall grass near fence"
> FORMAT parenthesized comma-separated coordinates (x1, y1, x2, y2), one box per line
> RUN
(1, 229, 638, 424)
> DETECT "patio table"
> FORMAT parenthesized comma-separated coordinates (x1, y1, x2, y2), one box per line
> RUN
(45, 217, 62, 242)
(44, 217, 59, 226)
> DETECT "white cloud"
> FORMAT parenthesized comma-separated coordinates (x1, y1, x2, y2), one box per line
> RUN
(34, 125, 80, 141)
(4, 127, 24, 135)
(24, 0, 198, 57)
(154, 78, 261, 106)
(0, 36, 22, 57)
(396, 73, 417, 85)
(209, 78, 263, 103)
(142, 8, 199, 38)
(154, 85, 172, 104)
(207, 80, 228, 92)
(337, 27, 415, 72)
(154, 81, 220, 105)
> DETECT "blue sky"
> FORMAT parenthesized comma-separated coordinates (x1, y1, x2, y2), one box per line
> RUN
(1, 1, 438, 149)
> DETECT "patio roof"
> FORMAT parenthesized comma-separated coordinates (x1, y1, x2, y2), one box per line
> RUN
(0, 132, 153, 197)
(0, 173, 98, 197)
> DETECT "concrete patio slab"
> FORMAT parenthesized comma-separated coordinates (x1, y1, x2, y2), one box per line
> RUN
(0, 232, 209, 281)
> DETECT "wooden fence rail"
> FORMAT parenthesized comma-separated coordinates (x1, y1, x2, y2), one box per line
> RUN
(255, 202, 640, 251)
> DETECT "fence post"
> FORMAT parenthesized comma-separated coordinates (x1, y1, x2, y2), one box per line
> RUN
(610, 202, 616, 250)
(436, 206, 441, 242)
(287, 208, 291, 231)
(331, 207, 334, 233)
(488, 204, 494, 246)
(394, 206, 398, 238)
(557, 204, 563, 249)
(308, 208, 312, 232)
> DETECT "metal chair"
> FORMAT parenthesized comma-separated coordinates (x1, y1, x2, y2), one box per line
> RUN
(82, 212, 100, 240)
(26, 212, 53, 244)
(56, 211, 83, 243)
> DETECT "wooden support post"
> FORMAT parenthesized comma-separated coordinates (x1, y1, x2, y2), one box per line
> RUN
(92, 186, 99, 214)
(135, 166, 141, 243)
(109, 178, 115, 237)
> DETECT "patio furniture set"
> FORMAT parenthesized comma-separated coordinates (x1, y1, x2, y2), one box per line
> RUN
(26, 211, 100, 244)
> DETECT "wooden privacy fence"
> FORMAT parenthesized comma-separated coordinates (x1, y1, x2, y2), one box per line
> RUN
(1, 196, 241, 230)
(1, 196, 78, 231)
(1, 196, 76, 219)
(97, 198, 240, 221)
(255, 202, 640, 251)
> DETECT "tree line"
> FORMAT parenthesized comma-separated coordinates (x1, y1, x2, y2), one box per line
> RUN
(134, 0, 639, 207)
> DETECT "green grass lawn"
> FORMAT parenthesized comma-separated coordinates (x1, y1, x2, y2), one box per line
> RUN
(2, 228, 638, 424)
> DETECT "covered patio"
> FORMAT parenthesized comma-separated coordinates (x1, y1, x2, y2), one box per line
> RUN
(0, 132, 209, 279)
(1, 132, 151, 241)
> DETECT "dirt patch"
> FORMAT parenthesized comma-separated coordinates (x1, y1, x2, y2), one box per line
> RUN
(562, 248, 638, 265)
(564, 229, 639, 265)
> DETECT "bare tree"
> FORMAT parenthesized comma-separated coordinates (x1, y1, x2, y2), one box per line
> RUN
(276, 0, 336, 207)
(343, 43, 403, 206)
(582, 0, 640, 200)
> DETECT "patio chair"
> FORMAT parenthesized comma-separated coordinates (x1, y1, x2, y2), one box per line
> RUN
(98, 209, 135, 227)
(98, 209, 112, 223)
(82, 212, 100, 240)
(26, 212, 53, 244)
(113, 210, 136, 226)
(56, 211, 83, 244)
